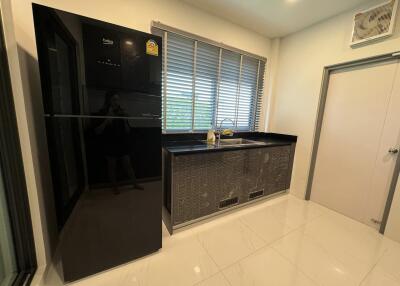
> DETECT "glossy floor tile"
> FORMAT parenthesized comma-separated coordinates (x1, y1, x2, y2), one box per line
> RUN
(302, 212, 388, 268)
(272, 230, 366, 286)
(361, 267, 400, 286)
(197, 220, 265, 268)
(35, 194, 400, 286)
(268, 198, 328, 229)
(122, 239, 219, 286)
(372, 240, 400, 282)
(240, 206, 295, 244)
(194, 273, 230, 286)
(222, 247, 318, 286)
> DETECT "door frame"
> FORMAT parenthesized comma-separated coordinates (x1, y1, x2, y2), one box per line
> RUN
(305, 51, 400, 234)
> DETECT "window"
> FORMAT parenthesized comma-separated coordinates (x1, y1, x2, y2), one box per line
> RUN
(156, 26, 266, 132)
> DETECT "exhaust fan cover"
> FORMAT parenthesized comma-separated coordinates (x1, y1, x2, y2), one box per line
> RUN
(351, 0, 398, 47)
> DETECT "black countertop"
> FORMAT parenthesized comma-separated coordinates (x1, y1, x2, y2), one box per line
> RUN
(163, 132, 297, 155)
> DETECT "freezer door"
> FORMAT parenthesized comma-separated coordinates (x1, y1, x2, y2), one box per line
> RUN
(33, 5, 81, 115)
(83, 23, 162, 94)
(33, 4, 162, 116)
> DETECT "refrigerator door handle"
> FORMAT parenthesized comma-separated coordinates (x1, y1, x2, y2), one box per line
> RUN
(141, 113, 160, 118)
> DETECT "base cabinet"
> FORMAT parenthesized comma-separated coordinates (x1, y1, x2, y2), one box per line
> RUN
(166, 144, 295, 228)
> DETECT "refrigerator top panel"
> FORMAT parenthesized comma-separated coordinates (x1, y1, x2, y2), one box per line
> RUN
(32, 4, 162, 118)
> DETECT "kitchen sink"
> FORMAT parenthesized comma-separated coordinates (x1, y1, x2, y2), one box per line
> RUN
(218, 138, 258, 145)
(201, 138, 265, 147)
(202, 138, 262, 146)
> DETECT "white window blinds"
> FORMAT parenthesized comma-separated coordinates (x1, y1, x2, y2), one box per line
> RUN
(216, 49, 241, 128)
(165, 33, 194, 131)
(159, 29, 266, 132)
(195, 42, 219, 130)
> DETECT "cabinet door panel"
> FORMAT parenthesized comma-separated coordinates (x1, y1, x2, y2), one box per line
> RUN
(172, 155, 199, 224)
(242, 148, 267, 202)
(171, 145, 294, 226)
(266, 146, 291, 195)
(215, 151, 245, 206)
(198, 153, 218, 217)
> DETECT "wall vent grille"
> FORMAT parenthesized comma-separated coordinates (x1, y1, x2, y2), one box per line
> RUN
(249, 189, 264, 200)
(219, 197, 239, 209)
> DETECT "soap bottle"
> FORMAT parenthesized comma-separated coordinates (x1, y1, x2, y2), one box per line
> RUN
(207, 130, 216, 144)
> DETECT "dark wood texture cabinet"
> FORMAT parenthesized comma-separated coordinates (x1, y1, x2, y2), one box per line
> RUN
(164, 144, 296, 230)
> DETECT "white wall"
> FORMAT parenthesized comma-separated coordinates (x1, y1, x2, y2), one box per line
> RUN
(8, 0, 273, 267)
(269, 0, 400, 239)
(270, 0, 400, 198)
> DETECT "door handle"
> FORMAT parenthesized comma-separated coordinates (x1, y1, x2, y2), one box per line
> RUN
(142, 113, 160, 118)
(388, 148, 399, 154)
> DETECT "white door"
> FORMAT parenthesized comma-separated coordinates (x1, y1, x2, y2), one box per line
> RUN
(311, 59, 400, 230)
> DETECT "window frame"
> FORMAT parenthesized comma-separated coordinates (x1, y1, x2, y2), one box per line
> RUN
(151, 22, 267, 133)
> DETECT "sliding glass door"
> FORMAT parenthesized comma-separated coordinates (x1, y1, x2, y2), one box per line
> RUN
(0, 6, 37, 286)
(0, 162, 17, 286)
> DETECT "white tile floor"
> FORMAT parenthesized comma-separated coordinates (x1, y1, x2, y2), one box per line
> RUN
(37, 194, 400, 286)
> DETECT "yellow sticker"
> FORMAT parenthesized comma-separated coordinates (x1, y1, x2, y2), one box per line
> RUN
(146, 39, 158, 56)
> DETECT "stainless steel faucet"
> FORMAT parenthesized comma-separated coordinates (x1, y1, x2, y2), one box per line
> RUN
(215, 118, 235, 145)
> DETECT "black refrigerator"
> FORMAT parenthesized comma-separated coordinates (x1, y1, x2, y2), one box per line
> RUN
(32, 4, 162, 282)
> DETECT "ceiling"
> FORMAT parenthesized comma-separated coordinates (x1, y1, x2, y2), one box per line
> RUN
(181, 0, 373, 38)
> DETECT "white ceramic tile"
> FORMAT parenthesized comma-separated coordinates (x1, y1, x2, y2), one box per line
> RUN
(303, 212, 387, 267)
(361, 267, 400, 286)
(223, 247, 318, 286)
(162, 222, 197, 250)
(38, 195, 400, 286)
(197, 220, 265, 268)
(185, 209, 241, 234)
(373, 242, 400, 282)
(272, 229, 368, 286)
(311, 208, 378, 236)
(267, 197, 326, 229)
(121, 239, 218, 286)
(240, 207, 294, 244)
(195, 273, 230, 286)
(39, 257, 130, 286)
(68, 263, 130, 286)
